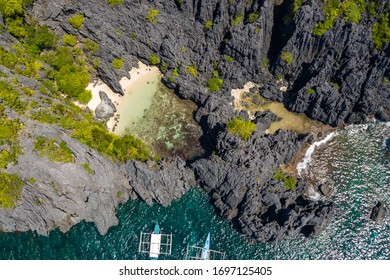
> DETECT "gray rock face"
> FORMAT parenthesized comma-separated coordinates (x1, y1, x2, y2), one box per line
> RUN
(0, 123, 131, 235)
(192, 125, 333, 242)
(272, 1, 390, 125)
(125, 157, 196, 207)
(318, 179, 334, 198)
(95, 91, 116, 120)
(370, 201, 387, 223)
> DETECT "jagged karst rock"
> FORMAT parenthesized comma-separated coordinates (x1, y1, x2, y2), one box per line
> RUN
(370, 201, 387, 223)
(125, 157, 196, 207)
(95, 91, 116, 120)
(192, 128, 333, 242)
(1, 0, 387, 242)
(0, 123, 131, 235)
(272, 1, 390, 125)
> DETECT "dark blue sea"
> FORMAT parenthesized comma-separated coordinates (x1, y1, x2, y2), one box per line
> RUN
(0, 121, 389, 260)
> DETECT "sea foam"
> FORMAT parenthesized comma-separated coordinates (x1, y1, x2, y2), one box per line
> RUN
(297, 132, 337, 176)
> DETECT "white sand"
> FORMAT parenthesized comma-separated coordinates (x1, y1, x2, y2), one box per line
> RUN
(230, 81, 258, 108)
(86, 61, 160, 131)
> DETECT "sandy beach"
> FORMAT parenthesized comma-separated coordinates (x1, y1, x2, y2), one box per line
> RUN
(231, 82, 257, 108)
(86, 61, 160, 131)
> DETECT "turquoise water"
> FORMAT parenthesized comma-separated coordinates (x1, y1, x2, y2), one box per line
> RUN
(0, 122, 389, 260)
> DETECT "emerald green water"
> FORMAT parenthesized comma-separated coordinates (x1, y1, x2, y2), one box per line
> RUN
(0, 121, 389, 259)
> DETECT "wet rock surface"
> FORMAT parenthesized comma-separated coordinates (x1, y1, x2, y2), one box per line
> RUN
(370, 201, 387, 223)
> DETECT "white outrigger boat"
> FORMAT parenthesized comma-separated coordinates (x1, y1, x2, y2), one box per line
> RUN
(138, 223, 172, 260)
(186, 233, 225, 260)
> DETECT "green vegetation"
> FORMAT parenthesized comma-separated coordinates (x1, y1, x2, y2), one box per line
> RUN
(114, 28, 121, 37)
(246, 12, 260, 23)
(0, 0, 23, 17)
(29, 177, 36, 184)
(82, 163, 94, 175)
(341, 1, 361, 23)
(372, 14, 390, 49)
(146, 8, 159, 23)
(107, 0, 124, 5)
(185, 65, 197, 77)
(367, 1, 380, 17)
(232, 13, 244, 26)
(306, 87, 315, 94)
(149, 54, 160, 65)
(332, 82, 340, 89)
(0, 116, 20, 140)
(112, 57, 124, 70)
(261, 57, 270, 69)
(273, 169, 298, 190)
(63, 34, 77, 47)
(283, 0, 305, 23)
(0, 80, 26, 113)
(77, 89, 92, 104)
(0, 115, 22, 168)
(280, 51, 293, 64)
(313, 0, 367, 36)
(69, 14, 84, 29)
(159, 61, 167, 73)
(25, 25, 56, 55)
(0, 0, 25, 38)
(204, 19, 213, 30)
(83, 38, 100, 54)
(84, 127, 151, 162)
(34, 136, 74, 163)
(42, 47, 91, 103)
(226, 117, 256, 141)
(313, 0, 340, 36)
(117, 191, 123, 198)
(0, 172, 25, 208)
(172, 68, 179, 77)
(225, 55, 234, 62)
(207, 78, 223, 92)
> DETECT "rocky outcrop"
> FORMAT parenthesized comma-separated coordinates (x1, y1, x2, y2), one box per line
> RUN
(125, 157, 196, 207)
(1, 122, 131, 235)
(95, 91, 116, 120)
(370, 201, 387, 222)
(272, 1, 390, 125)
(192, 119, 333, 242)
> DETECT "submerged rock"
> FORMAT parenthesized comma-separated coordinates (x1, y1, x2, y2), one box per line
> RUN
(318, 179, 334, 198)
(370, 201, 387, 223)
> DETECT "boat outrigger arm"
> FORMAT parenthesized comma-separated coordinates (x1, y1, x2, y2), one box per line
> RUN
(186, 233, 225, 260)
(138, 223, 172, 260)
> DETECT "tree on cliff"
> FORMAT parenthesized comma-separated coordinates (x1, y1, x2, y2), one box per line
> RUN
(0, 0, 23, 17)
